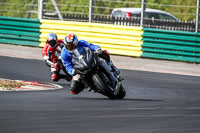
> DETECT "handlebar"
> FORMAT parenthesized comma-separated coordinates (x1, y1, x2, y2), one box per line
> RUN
(75, 69, 90, 75)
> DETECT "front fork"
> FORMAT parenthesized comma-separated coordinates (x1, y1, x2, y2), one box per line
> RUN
(97, 59, 119, 93)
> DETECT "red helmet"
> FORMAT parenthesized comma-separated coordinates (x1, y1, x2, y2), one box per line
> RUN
(47, 33, 57, 48)
(63, 33, 78, 51)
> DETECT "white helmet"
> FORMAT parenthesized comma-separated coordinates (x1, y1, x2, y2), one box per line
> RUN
(63, 33, 78, 51)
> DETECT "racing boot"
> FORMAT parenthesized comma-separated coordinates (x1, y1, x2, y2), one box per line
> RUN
(109, 61, 120, 75)
(51, 73, 60, 82)
(71, 75, 85, 95)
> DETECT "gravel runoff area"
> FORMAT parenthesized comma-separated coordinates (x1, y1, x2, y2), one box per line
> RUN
(0, 78, 63, 91)
(0, 79, 29, 90)
(0, 43, 200, 77)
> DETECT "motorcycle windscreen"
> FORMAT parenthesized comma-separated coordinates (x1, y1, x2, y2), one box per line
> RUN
(72, 47, 95, 71)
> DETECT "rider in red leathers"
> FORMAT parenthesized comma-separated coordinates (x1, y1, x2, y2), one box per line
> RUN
(42, 33, 71, 82)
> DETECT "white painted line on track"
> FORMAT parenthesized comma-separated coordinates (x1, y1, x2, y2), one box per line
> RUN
(60, 107, 200, 111)
(94, 115, 200, 118)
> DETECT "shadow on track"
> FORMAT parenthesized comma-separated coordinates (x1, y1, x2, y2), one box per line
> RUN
(70, 97, 161, 101)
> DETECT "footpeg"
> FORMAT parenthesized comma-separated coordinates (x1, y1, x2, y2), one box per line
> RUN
(88, 87, 92, 92)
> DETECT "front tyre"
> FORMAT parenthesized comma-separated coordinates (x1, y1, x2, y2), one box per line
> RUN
(92, 73, 116, 99)
(116, 85, 126, 99)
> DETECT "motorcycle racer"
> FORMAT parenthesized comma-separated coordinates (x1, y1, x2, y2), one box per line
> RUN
(42, 33, 71, 82)
(61, 33, 119, 94)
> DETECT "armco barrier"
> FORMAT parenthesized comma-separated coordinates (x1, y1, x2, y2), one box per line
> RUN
(40, 19, 144, 57)
(0, 16, 41, 46)
(142, 28, 200, 63)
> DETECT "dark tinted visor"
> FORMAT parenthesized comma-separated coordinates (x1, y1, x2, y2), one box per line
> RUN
(48, 40, 57, 48)
(65, 44, 76, 51)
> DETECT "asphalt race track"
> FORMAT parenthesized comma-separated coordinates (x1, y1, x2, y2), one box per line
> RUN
(0, 55, 200, 133)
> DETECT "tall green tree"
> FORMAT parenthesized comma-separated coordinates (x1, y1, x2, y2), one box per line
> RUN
(0, 0, 197, 21)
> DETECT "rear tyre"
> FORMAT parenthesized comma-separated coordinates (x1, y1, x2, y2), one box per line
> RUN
(92, 73, 116, 99)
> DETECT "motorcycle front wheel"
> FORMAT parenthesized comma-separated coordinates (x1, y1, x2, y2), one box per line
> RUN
(92, 73, 116, 100)
(116, 85, 126, 99)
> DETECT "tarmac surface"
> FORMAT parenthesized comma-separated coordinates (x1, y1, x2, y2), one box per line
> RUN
(0, 56, 200, 133)
(0, 43, 200, 77)
(0, 43, 200, 133)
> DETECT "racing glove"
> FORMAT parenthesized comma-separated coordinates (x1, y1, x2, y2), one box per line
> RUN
(95, 48, 103, 54)
(72, 69, 82, 75)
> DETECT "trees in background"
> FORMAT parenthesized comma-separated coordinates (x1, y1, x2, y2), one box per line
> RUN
(0, 0, 197, 21)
